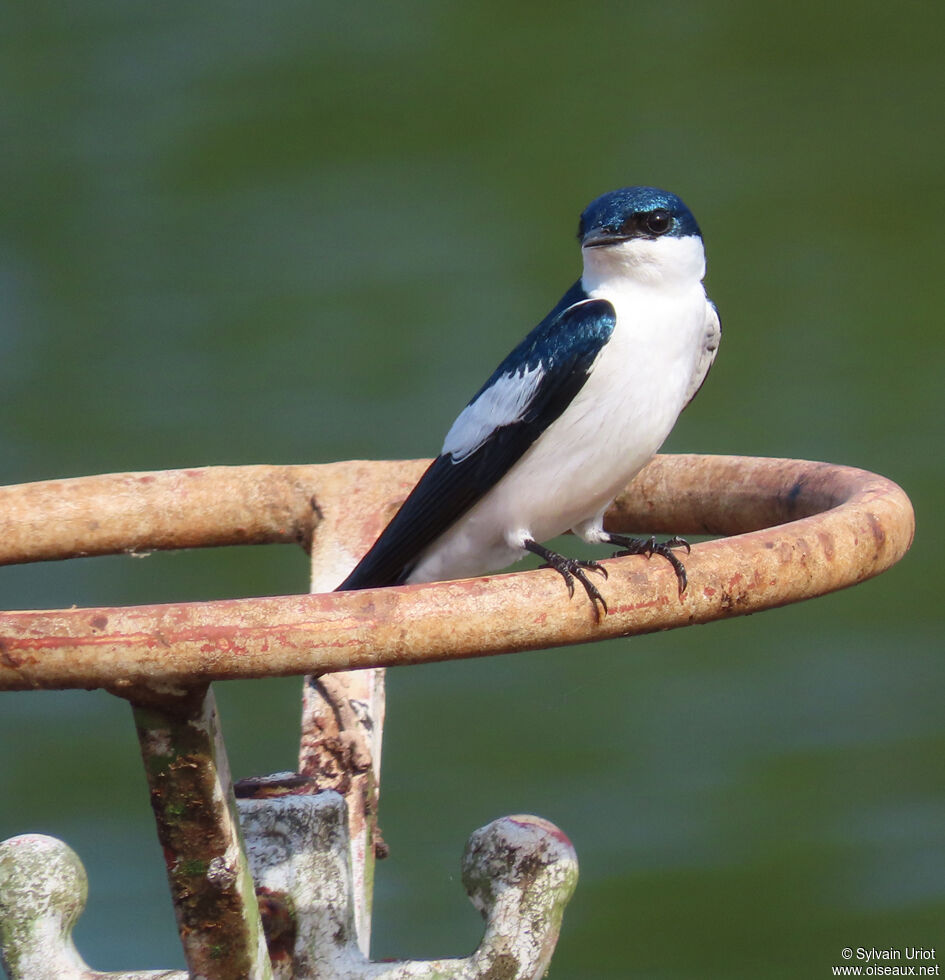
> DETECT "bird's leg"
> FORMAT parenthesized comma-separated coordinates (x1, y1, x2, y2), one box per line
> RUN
(604, 533, 690, 594)
(523, 538, 609, 619)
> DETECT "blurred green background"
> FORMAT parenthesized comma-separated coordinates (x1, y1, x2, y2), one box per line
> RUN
(1, 3, 942, 977)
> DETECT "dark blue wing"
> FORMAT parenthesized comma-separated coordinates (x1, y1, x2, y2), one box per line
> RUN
(337, 283, 616, 590)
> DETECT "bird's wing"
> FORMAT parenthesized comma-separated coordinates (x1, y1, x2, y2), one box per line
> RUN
(681, 299, 721, 410)
(337, 290, 617, 590)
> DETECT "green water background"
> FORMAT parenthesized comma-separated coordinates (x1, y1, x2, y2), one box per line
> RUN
(1, 4, 942, 977)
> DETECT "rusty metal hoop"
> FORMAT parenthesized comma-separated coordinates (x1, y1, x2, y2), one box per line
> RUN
(0, 453, 914, 694)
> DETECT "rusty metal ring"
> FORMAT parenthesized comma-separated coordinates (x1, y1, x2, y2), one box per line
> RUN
(0, 454, 914, 693)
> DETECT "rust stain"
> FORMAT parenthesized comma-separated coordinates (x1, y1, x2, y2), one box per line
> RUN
(866, 511, 887, 558)
(0, 638, 32, 671)
(750, 568, 770, 591)
(256, 887, 297, 962)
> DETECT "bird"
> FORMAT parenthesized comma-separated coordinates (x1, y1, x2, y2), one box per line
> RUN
(336, 185, 720, 617)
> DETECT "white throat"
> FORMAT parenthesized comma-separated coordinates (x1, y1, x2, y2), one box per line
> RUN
(580, 235, 706, 295)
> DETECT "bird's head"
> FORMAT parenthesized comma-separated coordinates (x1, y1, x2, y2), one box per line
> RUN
(578, 186, 705, 288)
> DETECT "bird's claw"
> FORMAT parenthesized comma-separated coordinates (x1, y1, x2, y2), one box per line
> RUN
(608, 534, 690, 594)
(523, 539, 609, 619)
(551, 558, 609, 619)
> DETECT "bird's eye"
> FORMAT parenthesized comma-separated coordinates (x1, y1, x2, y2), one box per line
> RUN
(644, 208, 672, 236)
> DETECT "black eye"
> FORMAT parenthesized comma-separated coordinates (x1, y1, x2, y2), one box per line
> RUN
(644, 208, 672, 236)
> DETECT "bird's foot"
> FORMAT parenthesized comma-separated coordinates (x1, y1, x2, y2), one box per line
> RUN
(523, 539, 609, 620)
(607, 534, 690, 594)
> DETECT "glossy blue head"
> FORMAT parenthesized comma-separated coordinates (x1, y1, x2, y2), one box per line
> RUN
(578, 186, 701, 248)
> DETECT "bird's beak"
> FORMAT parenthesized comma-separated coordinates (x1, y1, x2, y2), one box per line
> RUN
(581, 227, 626, 249)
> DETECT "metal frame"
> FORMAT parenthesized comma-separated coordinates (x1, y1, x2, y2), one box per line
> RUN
(0, 454, 915, 979)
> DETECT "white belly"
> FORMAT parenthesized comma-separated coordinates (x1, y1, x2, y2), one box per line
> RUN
(408, 281, 710, 583)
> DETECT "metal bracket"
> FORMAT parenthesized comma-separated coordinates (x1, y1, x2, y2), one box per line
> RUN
(0, 800, 577, 979)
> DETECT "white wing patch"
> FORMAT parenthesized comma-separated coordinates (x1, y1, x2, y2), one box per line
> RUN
(441, 362, 545, 462)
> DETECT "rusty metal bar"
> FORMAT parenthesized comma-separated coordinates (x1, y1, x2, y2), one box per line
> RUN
(298, 470, 399, 958)
(0, 464, 327, 563)
(132, 686, 273, 980)
(0, 454, 914, 694)
(296, 671, 384, 957)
